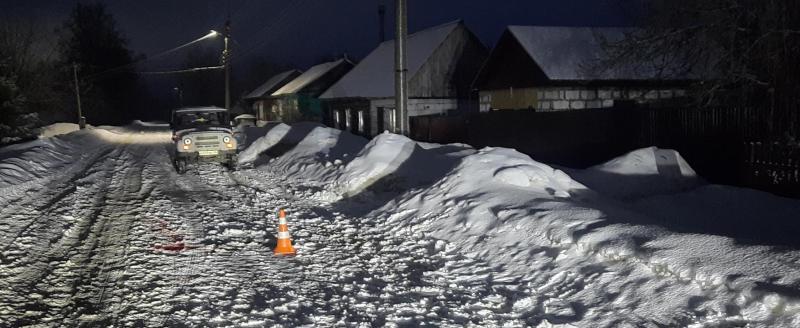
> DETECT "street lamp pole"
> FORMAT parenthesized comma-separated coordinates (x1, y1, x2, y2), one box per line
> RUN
(72, 63, 85, 129)
(224, 19, 231, 110)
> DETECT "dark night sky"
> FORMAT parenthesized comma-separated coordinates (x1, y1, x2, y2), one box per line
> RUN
(1, 0, 639, 70)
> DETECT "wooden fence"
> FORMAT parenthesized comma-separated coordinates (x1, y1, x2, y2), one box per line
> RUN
(744, 142, 800, 196)
(410, 105, 800, 197)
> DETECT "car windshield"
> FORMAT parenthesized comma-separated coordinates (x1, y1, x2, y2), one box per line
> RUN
(173, 111, 227, 129)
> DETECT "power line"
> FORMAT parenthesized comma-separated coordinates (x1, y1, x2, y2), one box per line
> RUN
(83, 31, 220, 81)
(138, 65, 224, 75)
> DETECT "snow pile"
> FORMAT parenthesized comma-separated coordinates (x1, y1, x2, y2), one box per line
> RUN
(241, 123, 800, 327)
(571, 146, 701, 199)
(38, 123, 83, 138)
(238, 123, 291, 164)
(239, 122, 367, 183)
(1, 123, 170, 198)
(336, 133, 457, 197)
(631, 184, 800, 246)
(0, 129, 108, 195)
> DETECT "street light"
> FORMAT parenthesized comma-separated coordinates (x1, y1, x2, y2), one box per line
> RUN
(222, 21, 231, 111)
(189, 28, 229, 109)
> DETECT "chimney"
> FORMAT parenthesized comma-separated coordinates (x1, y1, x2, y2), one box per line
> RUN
(378, 4, 386, 43)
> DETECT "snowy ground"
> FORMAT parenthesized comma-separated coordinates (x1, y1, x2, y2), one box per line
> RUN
(1, 122, 800, 327)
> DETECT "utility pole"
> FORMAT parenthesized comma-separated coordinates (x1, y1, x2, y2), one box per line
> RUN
(394, 0, 408, 135)
(224, 19, 231, 110)
(72, 63, 85, 129)
(174, 87, 183, 107)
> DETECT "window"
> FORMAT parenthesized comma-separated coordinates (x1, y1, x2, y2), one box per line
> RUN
(334, 110, 341, 128)
(345, 108, 352, 131)
(388, 108, 396, 132)
(357, 110, 365, 133)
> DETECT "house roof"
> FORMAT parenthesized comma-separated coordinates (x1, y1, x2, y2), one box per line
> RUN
(173, 106, 228, 114)
(244, 69, 302, 99)
(272, 58, 352, 96)
(507, 25, 676, 81)
(320, 20, 462, 99)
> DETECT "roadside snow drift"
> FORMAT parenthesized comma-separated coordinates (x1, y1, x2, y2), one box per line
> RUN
(244, 123, 800, 327)
(570, 146, 701, 199)
(0, 124, 169, 201)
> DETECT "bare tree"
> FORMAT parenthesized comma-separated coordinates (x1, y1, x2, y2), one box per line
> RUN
(601, 0, 800, 137)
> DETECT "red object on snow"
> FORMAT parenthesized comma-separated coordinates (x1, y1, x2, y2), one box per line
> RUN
(153, 242, 186, 252)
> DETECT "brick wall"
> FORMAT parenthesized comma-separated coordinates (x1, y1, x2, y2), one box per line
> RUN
(480, 86, 687, 112)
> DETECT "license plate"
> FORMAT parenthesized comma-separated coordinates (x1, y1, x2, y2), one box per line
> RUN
(198, 150, 219, 157)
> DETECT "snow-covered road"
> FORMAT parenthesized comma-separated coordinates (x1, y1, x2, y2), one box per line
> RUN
(0, 127, 529, 326)
(2, 123, 800, 327)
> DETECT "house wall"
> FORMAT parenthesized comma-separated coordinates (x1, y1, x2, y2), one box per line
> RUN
(254, 98, 280, 121)
(479, 86, 687, 111)
(268, 96, 299, 122)
(263, 94, 330, 123)
(324, 98, 371, 136)
(369, 98, 458, 136)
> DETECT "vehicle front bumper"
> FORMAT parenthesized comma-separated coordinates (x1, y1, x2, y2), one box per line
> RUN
(176, 149, 238, 163)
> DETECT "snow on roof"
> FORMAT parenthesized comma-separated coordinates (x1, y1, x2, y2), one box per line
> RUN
(173, 106, 228, 113)
(507, 26, 658, 81)
(272, 59, 350, 96)
(320, 20, 461, 99)
(244, 69, 302, 99)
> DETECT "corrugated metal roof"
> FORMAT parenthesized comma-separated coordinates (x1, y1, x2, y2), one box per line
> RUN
(272, 59, 351, 96)
(507, 26, 662, 81)
(244, 69, 302, 99)
(320, 20, 461, 99)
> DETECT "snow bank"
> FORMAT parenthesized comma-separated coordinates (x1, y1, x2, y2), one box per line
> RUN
(240, 122, 367, 184)
(631, 184, 800, 246)
(238, 123, 291, 164)
(1, 124, 170, 198)
(0, 129, 108, 194)
(337, 133, 457, 197)
(571, 146, 701, 199)
(38, 123, 83, 138)
(241, 124, 800, 326)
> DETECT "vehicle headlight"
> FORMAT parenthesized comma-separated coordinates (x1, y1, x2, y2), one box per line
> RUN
(183, 138, 192, 145)
(222, 136, 231, 143)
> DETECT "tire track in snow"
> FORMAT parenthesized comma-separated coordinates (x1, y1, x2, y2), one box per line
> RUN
(0, 146, 115, 253)
(228, 169, 538, 326)
(61, 145, 156, 325)
(0, 144, 159, 326)
(0, 135, 652, 327)
(0, 146, 122, 325)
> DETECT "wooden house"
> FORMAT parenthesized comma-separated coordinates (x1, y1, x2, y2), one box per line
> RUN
(474, 26, 689, 112)
(266, 58, 354, 123)
(319, 20, 488, 137)
(243, 69, 302, 123)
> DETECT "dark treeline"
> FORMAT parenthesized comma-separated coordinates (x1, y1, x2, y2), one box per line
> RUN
(602, 0, 800, 141)
(0, 1, 288, 144)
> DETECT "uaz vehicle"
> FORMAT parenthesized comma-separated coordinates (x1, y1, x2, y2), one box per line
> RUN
(170, 106, 237, 173)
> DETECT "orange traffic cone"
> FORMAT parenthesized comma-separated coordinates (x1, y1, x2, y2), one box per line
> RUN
(274, 208, 296, 256)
